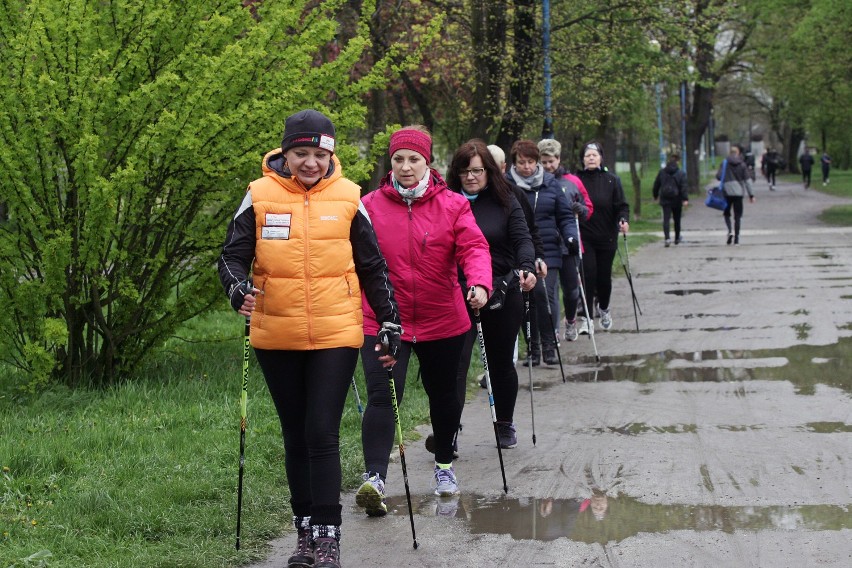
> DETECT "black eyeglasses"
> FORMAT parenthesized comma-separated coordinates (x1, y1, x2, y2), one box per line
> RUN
(460, 167, 485, 177)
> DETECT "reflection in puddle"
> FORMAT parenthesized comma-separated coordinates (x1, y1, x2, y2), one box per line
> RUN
(567, 336, 852, 394)
(385, 493, 852, 544)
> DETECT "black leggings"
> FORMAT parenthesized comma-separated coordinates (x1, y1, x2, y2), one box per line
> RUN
(255, 347, 358, 526)
(661, 203, 683, 241)
(723, 195, 744, 236)
(559, 255, 580, 323)
(581, 245, 617, 313)
(361, 332, 467, 474)
(456, 288, 524, 423)
(530, 269, 560, 350)
(802, 168, 812, 187)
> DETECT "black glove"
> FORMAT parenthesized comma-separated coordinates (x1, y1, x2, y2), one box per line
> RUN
(377, 322, 403, 359)
(571, 200, 584, 216)
(566, 237, 579, 256)
(228, 279, 253, 312)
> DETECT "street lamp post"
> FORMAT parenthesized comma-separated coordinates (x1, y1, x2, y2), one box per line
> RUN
(542, 0, 553, 138)
(655, 83, 666, 168)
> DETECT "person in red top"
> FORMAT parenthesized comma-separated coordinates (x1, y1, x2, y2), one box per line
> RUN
(356, 125, 492, 517)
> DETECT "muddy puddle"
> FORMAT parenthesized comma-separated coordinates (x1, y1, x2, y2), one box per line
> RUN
(384, 493, 852, 544)
(559, 336, 852, 394)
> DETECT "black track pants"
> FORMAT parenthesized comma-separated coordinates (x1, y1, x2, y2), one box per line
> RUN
(361, 332, 467, 474)
(255, 347, 358, 526)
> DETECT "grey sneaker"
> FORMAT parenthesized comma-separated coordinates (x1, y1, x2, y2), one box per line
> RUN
(600, 308, 613, 330)
(433, 466, 460, 496)
(355, 473, 387, 517)
(577, 316, 591, 335)
(564, 320, 578, 341)
(496, 421, 517, 449)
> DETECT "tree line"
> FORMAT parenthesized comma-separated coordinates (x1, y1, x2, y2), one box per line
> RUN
(0, 0, 847, 387)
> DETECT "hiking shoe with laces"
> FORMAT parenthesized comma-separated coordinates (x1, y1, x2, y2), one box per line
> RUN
(496, 421, 518, 449)
(312, 537, 340, 568)
(600, 308, 613, 330)
(433, 466, 460, 496)
(577, 316, 591, 335)
(564, 320, 578, 341)
(287, 519, 313, 568)
(355, 473, 387, 517)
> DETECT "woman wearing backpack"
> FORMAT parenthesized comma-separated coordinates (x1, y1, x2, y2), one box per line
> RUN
(652, 153, 688, 247)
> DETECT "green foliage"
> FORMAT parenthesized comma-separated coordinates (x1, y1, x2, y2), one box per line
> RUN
(0, 308, 433, 567)
(0, 0, 389, 388)
(753, 0, 852, 166)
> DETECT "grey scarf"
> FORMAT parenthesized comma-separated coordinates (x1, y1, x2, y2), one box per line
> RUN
(510, 164, 544, 190)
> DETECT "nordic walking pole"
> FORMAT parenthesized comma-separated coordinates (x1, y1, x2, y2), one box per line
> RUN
(235, 317, 250, 550)
(350, 376, 364, 419)
(381, 338, 418, 549)
(575, 217, 600, 364)
(618, 232, 641, 331)
(540, 274, 566, 382)
(522, 286, 537, 446)
(472, 294, 508, 494)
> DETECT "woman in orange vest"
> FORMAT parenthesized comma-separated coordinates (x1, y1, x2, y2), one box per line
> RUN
(218, 109, 401, 568)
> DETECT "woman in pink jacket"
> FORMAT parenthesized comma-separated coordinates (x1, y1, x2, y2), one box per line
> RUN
(356, 125, 492, 516)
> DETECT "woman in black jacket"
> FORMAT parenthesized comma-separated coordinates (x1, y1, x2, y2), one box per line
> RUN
(447, 139, 537, 449)
(576, 142, 629, 333)
(508, 139, 578, 366)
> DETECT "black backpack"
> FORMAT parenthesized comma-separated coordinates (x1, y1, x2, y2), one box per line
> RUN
(660, 170, 680, 199)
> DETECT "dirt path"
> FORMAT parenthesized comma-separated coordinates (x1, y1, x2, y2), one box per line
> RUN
(249, 177, 852, 567)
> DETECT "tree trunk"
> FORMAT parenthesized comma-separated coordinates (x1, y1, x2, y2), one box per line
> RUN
(495, 0, 537, 151)
(786, 127, 805, 174)
(468, 0, 507, 141)
(685, 84, 713, 194)
(626, 129, 642, 219)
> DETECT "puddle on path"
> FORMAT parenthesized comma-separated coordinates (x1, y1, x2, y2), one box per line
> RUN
(385, 493, 852, 544)
(387, 494, 852, 544)
(566, 336, 852, 394)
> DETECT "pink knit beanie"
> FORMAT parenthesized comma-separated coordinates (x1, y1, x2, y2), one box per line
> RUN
(389, 128, 432, 162)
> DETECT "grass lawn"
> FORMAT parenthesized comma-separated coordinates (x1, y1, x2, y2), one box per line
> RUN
(1, 307, 443, 568)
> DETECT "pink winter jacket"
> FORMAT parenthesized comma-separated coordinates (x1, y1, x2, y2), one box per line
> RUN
(361, 169, 492, 342)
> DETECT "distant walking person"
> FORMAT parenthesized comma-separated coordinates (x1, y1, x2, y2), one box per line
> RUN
(799, 149, 815, 189)
(821, 151, 831, 186)
(716, 145, 755, 246)
(218, 109, 402, 568)
(764, 147, 780, 190)
(575, 142, 629, 333)
(652, 153, 688, 247)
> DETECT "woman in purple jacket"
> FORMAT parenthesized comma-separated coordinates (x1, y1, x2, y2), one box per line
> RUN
(356, 126, 492, 516)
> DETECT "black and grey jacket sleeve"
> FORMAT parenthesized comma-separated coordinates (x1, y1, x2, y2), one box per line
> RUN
(218, 190, 256, 299)
(351, 202, 401, 327)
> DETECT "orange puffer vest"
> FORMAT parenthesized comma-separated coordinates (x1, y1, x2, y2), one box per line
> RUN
(248, 151, 364, 350)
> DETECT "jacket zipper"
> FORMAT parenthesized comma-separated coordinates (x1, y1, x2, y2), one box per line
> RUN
(408, 203, 417, 343)
(304, 192, 312, 347)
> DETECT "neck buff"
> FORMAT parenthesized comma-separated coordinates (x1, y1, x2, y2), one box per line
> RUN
(510, 164, 544, 190)
(392, 168, 431, 204)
